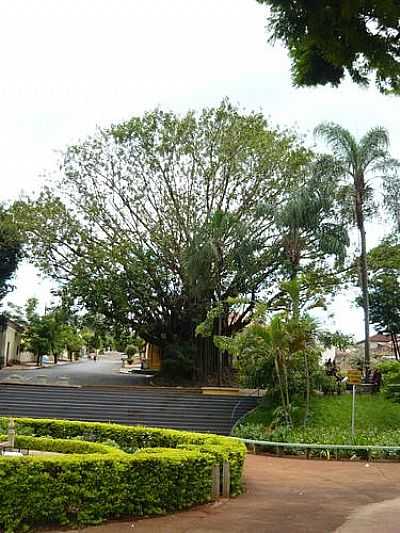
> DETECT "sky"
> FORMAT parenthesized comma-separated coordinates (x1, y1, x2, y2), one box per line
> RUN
(1, 0, 398, 339)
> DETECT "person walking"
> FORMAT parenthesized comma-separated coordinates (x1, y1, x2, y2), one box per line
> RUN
(371, 368, 382, 393)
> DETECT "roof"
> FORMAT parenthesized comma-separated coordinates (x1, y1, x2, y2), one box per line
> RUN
(356, 333, 396, 344)
(0, 315, 25, 332)
(370, 334, 392, 342)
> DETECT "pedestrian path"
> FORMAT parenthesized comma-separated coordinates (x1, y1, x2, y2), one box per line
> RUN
(335, 496, 400, 533)
(50, 454, 400, 533)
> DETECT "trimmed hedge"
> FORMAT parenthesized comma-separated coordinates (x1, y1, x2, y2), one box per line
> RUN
(13, 435, 122, 455)
(0, 417, 246, 532)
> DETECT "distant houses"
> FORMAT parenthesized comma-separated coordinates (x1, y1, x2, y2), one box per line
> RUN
(355, 334, 399, 357)
(336, 333, 399, 370)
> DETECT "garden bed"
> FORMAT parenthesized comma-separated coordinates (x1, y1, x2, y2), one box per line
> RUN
(233, 394, 400, 460)
(0, 417, 246, 533)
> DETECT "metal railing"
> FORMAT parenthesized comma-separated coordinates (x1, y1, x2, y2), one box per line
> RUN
(238, 437, 400, 455)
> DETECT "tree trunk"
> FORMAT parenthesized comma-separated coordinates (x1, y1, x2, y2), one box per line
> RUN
(282, 361, 292, 426)
(217, 314, 222, 386)
(391, 332, 400, 360)
(359, 225, 370, 374)
(355, 176, 370, 375)
(274, 357, 290, 427)
(303, 351, 310, 426)
(194, 335, 231, 385)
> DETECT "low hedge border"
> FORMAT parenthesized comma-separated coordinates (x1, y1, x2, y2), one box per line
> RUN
(0, 417, 246, 532)
(7, 435, 123, 455)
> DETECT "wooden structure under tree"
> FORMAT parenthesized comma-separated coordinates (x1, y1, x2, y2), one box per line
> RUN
(145, 343, 161, 370)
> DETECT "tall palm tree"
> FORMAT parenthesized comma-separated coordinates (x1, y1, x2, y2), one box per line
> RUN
(314, 123, 393, 374)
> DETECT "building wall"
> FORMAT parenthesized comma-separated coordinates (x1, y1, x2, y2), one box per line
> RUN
(321, 347, 335, 363)
(17, 351, 36, 364)
(0, 321, 22, 368)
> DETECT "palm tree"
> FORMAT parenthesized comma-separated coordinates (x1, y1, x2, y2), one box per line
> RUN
(314, 123, 393, 374)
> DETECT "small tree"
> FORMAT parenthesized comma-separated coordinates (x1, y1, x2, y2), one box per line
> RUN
(200, 280, 322, 426)
(368, 241, 400, 360)
(125, 344, 136, 364)
(22, 299, 68, 365)
(214, 305, 320, 427)
(369, 273, 400, 359)
(61, 325, 83, 361)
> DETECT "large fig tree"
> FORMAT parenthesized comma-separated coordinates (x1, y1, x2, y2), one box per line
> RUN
(16, 101, 333, 382)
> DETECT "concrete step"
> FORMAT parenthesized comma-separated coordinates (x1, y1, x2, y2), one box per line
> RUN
(0, 384, 257, 435)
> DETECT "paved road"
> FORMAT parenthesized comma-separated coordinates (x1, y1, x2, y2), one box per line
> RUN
(52, 454, 400, 533)
(0, 354, 148, 386)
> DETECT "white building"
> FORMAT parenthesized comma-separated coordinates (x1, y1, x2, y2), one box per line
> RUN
(0, 316, 23, 368)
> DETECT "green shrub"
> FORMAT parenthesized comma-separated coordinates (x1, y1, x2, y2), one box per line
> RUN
(125, 344, 136, 363)
(376, 361, 400, 400)
(376, 360, 400, 377)
(13, 435, 122, 455)
(176, 442, 245, 496)
(0, 418, 246, 532)
(232, 423, 268, 441)
(313, 370, 344, 395)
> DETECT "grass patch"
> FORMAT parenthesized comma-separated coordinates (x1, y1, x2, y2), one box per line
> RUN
(234, 393, 400, 447)
(308, 394, 400, 432)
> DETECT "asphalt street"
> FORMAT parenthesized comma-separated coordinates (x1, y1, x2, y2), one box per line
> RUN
(0, 354, 148, 386)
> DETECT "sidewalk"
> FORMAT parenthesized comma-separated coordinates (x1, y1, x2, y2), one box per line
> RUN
(1, 359, 82, 371)
(336, 497, 400, 532)
(50, 454, 400, 533)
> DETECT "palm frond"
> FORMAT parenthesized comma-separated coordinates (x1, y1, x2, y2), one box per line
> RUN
(359, 127, 390, 170)
(314, 122, 358, 171)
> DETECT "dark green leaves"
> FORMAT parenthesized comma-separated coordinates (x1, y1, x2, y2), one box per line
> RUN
(257, 0, 400, 94)
(0, 204, 23, 303)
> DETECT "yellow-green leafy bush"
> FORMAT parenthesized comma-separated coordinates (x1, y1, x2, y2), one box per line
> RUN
(0, 418, 245, 532)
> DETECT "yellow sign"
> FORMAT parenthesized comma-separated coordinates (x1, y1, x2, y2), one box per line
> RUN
(347, 369, 362, 385)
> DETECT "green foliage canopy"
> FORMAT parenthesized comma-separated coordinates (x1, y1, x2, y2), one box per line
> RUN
(368, 241, 400, 359)
(0, 205, 22, 303)
(15, 102, 352, 381)
(15, 101, 318, 376)
(257, 0, 400, 94)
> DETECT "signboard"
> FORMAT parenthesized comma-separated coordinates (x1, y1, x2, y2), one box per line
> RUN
(347, 369, 362, 385)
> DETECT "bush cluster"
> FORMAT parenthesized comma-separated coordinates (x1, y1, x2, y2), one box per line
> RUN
(125, 344, 137, 362)
(376, 361, 400, 401)
(12, 434, 121, 455)
(0, 417, 245, 533)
